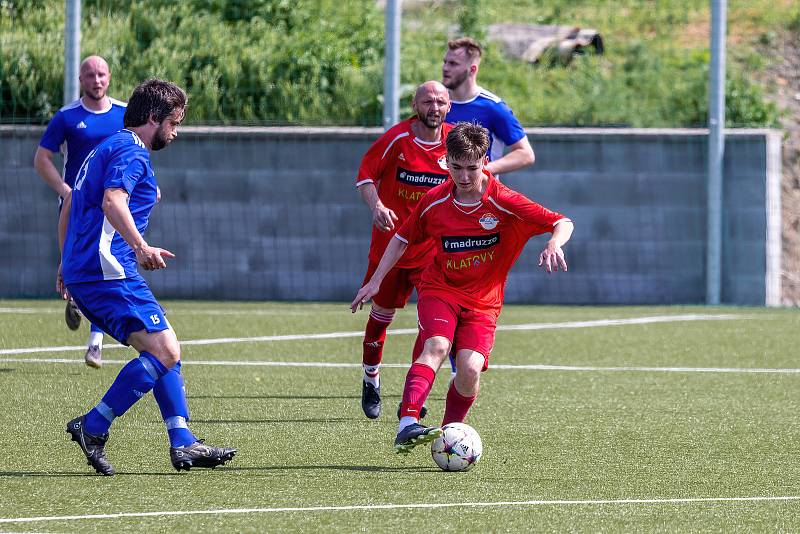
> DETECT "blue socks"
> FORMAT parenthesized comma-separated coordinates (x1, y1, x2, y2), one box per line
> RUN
(449, 352, 457, 373)
(153, 361, 197, 448)
(83, 352, 168, 436)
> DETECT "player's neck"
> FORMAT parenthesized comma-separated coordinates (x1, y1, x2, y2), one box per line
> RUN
(453, 177, 488, 204)
(410, 119, 441, 143)
(449, 79, 479, 103)
(81, 95, 110, 112)
(127, 126, 154, 151)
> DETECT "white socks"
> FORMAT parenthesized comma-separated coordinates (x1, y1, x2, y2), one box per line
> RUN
(88, 331, 104, 349)
(398, 416, 418, 432)
(363, 364, 380, 387)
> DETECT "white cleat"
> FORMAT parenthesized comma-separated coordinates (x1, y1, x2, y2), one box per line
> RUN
(84, 345, 102, 369)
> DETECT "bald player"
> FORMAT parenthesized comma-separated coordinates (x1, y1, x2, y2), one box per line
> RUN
(35, 55, 127, 368)
(355, 81, 453, 419)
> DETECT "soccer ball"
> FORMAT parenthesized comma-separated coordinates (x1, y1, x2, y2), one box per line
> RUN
(431, 423, 482, 472)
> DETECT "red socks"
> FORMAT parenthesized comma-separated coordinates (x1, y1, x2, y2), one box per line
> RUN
(399, 362, 436, 419)
(442, 382, 477, 426)
(411, 332, 425, 362)
(362, 309, 394, 366)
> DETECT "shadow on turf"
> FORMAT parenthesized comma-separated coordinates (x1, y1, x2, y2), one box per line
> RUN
(192, 418, 359, 424)
(226, 465, 437, 473)
(0, 470, 181, 477)
(189, 394, 402, 400)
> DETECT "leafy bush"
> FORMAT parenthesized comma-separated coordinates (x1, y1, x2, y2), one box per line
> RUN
(0, 0, 785, 127)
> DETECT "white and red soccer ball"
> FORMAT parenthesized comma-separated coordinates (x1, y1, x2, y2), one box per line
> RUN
(431, 423, 482, 472)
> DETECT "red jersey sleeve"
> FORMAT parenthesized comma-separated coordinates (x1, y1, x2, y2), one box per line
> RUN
(491, 182, 568, 238)
(355, 124, 407, 188)
(394, 191, 431, 247)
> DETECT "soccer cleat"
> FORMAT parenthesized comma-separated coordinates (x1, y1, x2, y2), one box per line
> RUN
(65, 299, 81, 331)
(170, 440, 237, 471)
(84, 345, 102, 369)
(66, 416, 115, 476)
(361, 380, 381, 419)
(396, 402, 427, 420)
(394, 423, 442, 454)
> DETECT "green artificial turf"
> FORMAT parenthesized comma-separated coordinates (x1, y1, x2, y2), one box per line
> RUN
(0, 300, 798, 532)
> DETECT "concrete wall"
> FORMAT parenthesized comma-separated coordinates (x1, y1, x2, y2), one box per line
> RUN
(0, 126, 781, 305)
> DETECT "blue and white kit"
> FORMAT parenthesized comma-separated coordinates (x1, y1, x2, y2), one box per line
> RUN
(445, 87, 526, 162)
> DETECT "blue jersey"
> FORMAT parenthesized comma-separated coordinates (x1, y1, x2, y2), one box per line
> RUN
(39, 97, 127, 188)
(62, 130, 157, 284)
(446, 87, 526, 162)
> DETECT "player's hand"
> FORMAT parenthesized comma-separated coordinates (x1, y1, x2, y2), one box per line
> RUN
(135, 243, 176, 271)
(351, 282, 379, 313)
(372, 204, 398, 232)
(55, 262, 70, 300)
(538, 241, 568, 273)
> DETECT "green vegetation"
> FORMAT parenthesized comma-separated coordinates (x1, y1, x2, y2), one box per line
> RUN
(0, 0, 793, 126)
(1, 301, 800, 531)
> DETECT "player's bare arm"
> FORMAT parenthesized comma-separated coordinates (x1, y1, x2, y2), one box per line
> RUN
(34, 146, 72, 198)
(538, 219, 574, 273)
(484, 136, 535, 176)
(358, 182, 398, 232)
(103, 187, 175, 271)
(56, 189, 73, 300)
(351, 236, 408, 312)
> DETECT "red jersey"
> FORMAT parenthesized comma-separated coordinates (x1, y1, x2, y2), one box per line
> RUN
(356, 118, 453, 269)
(395, 174, 568, 319)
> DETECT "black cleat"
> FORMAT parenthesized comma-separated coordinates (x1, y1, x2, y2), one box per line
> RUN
(66, 416, 115, 476)
(361, 380, 381, 419)
(170, 440, 237, 471)
(65, 299, 81, 331)
(396, 402, 427, 420)
(394, 423, 442, 454)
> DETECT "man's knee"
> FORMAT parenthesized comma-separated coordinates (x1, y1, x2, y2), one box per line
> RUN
(454, 352, 483, 386)
(419, 336, 450, 363)
(129, 329, 181, 368)
(371, 303, 395, 315)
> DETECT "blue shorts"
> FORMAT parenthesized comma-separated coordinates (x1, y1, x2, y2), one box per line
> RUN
(67, 275, 169, 345)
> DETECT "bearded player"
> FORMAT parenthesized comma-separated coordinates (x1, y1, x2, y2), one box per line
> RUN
(352, 122, 573, 453)
(355, 81, 452, 419)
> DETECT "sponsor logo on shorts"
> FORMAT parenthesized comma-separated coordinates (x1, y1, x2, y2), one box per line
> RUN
(479, 213, 499, 230)
(396, 167, 448, 188)
(434, 318, 449, 323)
(441, 233, 500, 252)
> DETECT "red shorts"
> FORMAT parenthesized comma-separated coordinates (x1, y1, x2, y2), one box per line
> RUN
(362, 262, 424, 310)
(416, 295, 496, 370)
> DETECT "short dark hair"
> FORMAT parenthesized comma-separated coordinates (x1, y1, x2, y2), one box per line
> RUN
(447, 37, 482, 63)
(446, 122, 490, 161)
(123, 79, 187, 128)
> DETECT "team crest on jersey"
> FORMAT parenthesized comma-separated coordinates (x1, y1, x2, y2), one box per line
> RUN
(479, 213, 499, 230)
(398, 152, 405, 161)
(437, 155, 448, 170)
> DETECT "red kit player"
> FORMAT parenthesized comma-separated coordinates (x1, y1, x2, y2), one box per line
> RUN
(355, 81, 453, 419)
(352, 122, 574, 453)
